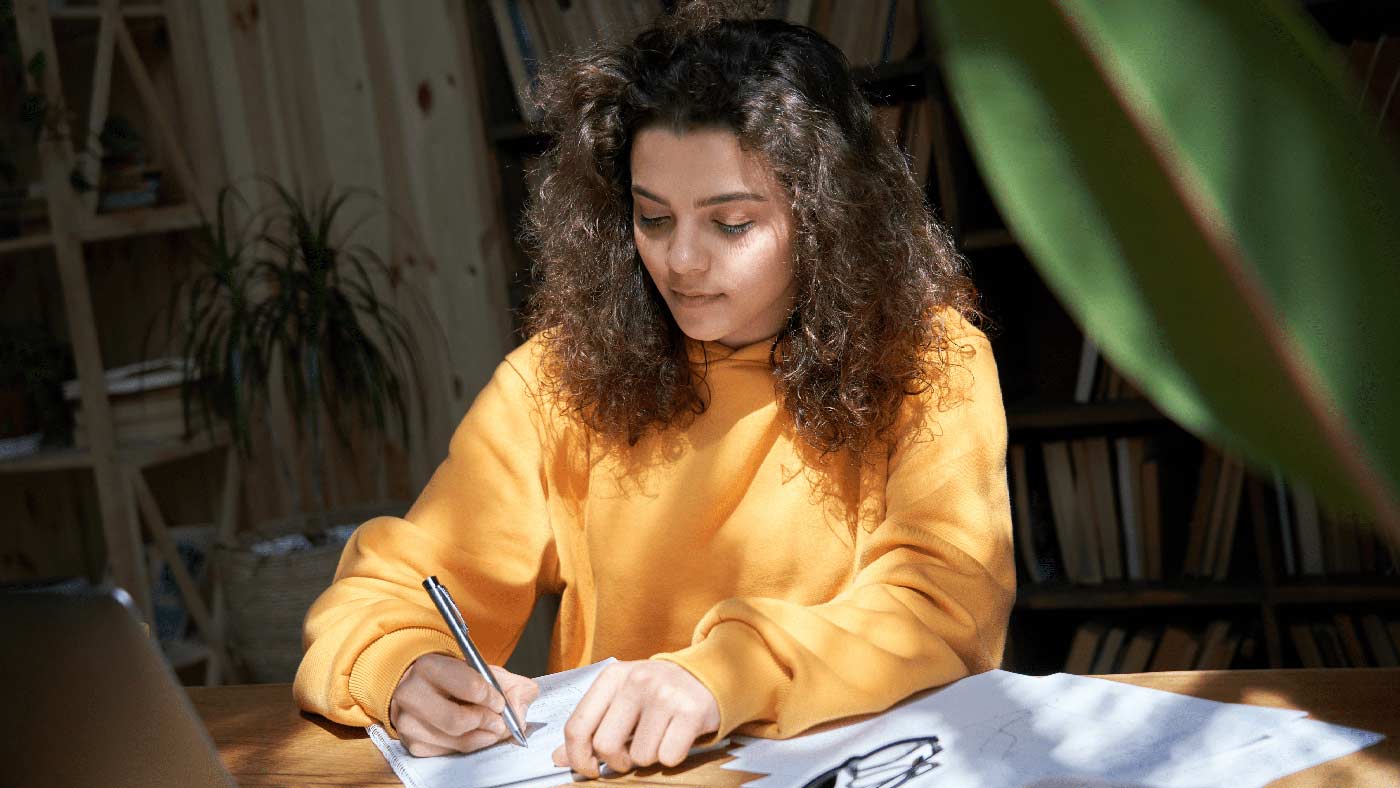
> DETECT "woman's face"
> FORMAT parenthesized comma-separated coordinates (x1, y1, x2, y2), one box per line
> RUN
(630, 125, 798, 348)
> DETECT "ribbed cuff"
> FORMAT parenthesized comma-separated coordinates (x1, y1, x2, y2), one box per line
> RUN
(652, 620, 789, 743)
(348, 627, 458, 737)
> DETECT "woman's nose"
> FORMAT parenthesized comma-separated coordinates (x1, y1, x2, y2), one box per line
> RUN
(666, 221, 708, 275)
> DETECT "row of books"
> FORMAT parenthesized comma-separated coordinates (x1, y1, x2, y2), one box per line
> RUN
(1010, 435, 1166, 585)
(778, 0, 921, 71)
(65, 358, 211, 449)
(1289, 612, 1400, 668)
(489, 0, 922, 123)
(1178, 446, 1248, 581)
(1074, 339, 1145, 403)
(1268, 473, 1397, 578)
(873, 97, 939, 187)
(1064, 618, 1259, 674)
(489, 0, 664, 122)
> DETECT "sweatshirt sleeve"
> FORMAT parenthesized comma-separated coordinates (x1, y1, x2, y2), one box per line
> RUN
(292, 353, 560, 733)
(653, 322, 1016, 742)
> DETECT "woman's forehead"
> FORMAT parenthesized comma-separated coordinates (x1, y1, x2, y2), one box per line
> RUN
(630, 126, 780, 200)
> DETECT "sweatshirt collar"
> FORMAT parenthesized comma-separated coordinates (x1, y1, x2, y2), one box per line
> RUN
(683, 332, 784, 366)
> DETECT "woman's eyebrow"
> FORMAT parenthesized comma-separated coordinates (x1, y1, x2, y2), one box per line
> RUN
(632, 185, 768, 207)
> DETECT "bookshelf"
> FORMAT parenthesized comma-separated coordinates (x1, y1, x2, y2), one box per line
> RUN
(466, 0, 1399, 676)
(1, 0, 235, 679)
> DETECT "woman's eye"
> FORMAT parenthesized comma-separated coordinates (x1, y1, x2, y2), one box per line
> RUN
(637, 215, 666, 228)
(635, 215, 753, 236)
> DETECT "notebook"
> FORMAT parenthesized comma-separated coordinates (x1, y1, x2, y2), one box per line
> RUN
(0, 583, 236, 787)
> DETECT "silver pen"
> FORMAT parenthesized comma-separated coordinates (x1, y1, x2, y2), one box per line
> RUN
(422, 575, 529, 747)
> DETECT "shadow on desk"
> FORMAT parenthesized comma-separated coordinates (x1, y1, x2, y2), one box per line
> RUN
(1095, 668, 1399, 785)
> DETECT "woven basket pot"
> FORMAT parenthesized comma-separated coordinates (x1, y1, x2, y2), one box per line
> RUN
(216, 502, 407, 683)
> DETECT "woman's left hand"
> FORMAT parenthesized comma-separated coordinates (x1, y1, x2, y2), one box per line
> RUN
(551, 659, 720, 778)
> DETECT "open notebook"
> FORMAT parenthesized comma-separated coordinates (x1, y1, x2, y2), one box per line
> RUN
(369, 658, 614, 788)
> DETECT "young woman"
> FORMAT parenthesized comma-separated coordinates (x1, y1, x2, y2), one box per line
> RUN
(294, 1, 1015, 779)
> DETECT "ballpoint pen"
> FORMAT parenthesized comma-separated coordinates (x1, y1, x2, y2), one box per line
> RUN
(422, 575, 529, 747)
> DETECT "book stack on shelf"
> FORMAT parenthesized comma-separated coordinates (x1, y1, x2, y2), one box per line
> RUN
(1268, 476, 1399, 580)
(1288, 612, 1400, 669)
(1063, 617, 1262, 675)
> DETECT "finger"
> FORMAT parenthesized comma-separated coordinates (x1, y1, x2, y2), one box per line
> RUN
(591, 689, 645, 774)
(627, 702, 672, 769)
(396, 715, 458, 758)
(454, 728, 509, 752)
(657, 717, 703, 768)
(403, 703, 508, 754)
(423, 658, 503, 712)
(417, 691, 500, 738)
(491, 666, 541, 721)
(563, 665, 627, 778)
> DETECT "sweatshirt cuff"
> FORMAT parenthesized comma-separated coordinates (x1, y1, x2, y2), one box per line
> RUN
(348, 627, 458, 737)
(652, 620, 789, 743)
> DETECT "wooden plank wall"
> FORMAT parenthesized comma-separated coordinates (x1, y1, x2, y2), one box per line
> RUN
(3, 0, 513, 581)
(192, 0, 513, 527)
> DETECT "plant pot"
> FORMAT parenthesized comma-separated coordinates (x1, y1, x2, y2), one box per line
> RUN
(0, 385, 34, 439)
(215, 501, 408, 683)
(0, 188, 24, 239)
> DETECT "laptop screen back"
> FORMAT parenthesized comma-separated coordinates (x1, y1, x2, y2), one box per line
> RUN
(0, 586, 236, 788)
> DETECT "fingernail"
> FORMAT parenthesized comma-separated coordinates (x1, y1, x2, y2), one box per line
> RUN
(489, 718, 506, 735)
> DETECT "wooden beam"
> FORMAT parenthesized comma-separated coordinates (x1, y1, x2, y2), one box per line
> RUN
(130, 467, 228, 670)
(362, 0, 515, 488)
(78, 0, 120, 217)
(163, 0, 226, 214)
(13, 0, 150, 619)
(205, 447, 242, 686)
(111, 15, 205, 215)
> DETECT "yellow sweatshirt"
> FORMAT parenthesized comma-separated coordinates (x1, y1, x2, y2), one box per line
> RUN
(293, 308, 1016, 742)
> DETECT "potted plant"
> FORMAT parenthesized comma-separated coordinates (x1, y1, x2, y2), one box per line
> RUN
(0, 320, 73, 455)
(169, 179, 432, 681)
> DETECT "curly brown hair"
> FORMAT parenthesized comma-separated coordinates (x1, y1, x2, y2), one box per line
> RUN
(521, 1, 983, 460)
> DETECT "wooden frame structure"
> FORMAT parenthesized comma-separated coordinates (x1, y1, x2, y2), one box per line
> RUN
(3, 0, 237, 683)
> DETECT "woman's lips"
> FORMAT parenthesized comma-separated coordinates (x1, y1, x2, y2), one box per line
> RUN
(673, 290, 724, 306)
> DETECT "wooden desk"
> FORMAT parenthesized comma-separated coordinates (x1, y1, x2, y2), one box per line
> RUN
(188, 668, 1399, 787)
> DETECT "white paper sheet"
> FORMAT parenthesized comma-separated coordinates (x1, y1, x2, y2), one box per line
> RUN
(1143, 716, 1385, 788)
(368, 658, 614, 788)
(726, 670, 1326, 787)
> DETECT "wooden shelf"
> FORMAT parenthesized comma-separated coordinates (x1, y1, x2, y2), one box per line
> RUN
(0, 231, 55, 255)
(1017, 580, 1400, 611)
(0, 204, 200, 255)
(1006, 398, 1171, 434)
(0, 427, 229, 475)
(1017, 582, 1266, 610)
(963, 227, 1017, 251)
(1270, 580, 1400, 605)
(48, 4, 166, 21)
(80, 203, 202, 243)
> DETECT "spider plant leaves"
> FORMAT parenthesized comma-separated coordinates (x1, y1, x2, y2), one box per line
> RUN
(927, 0, 1400, 537)
(174, 180, 427, 482)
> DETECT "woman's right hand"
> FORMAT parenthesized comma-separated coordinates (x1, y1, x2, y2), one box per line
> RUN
(389, 654, 540, 757)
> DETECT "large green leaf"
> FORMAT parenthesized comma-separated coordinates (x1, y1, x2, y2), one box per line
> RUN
(926, 0, 1400, 540)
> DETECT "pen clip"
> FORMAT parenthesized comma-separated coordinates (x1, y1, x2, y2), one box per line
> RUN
(439, 585, 467, 635)
(433, 579, 471, 634)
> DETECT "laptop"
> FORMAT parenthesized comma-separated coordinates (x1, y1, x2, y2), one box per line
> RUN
(0, 583, 237, 787)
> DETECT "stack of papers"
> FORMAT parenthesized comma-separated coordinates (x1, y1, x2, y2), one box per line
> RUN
(725, 670, 1384, 788)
